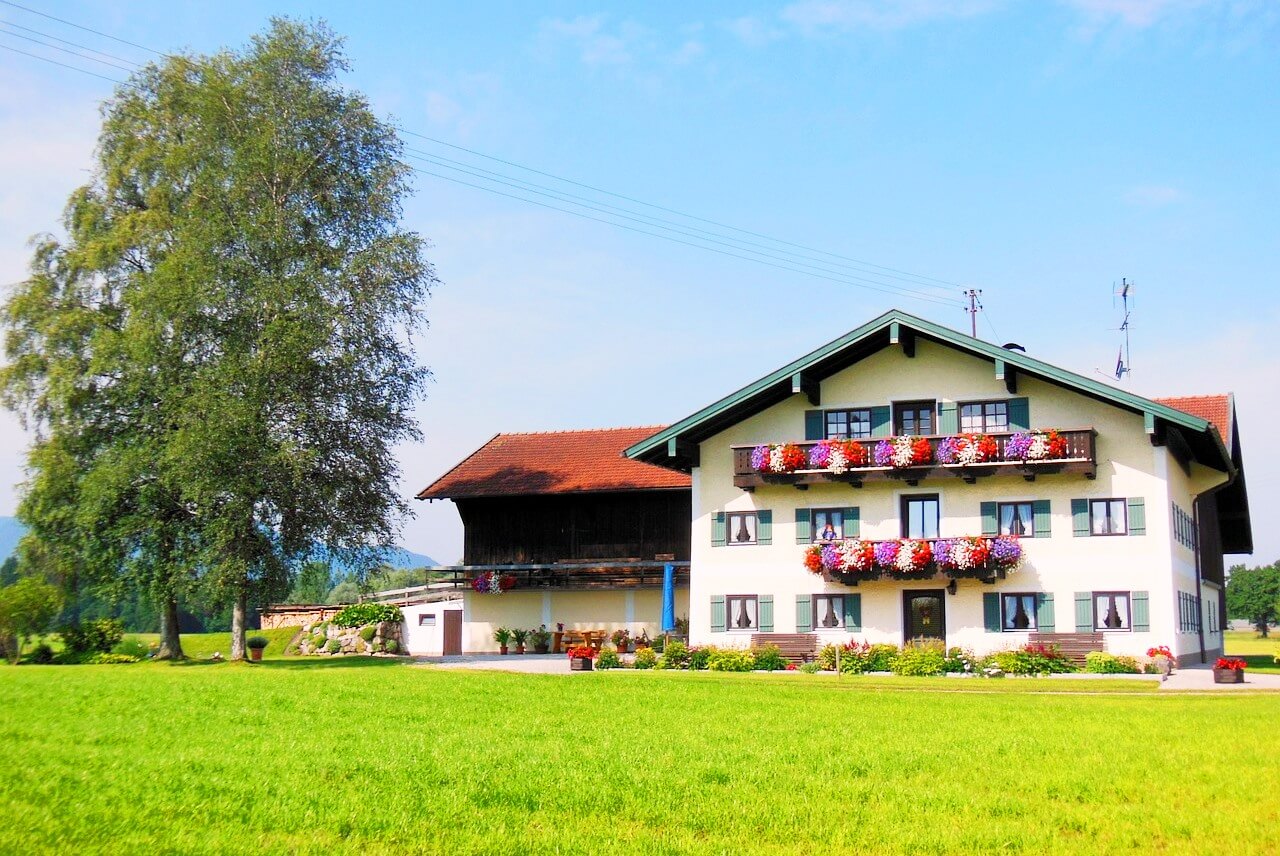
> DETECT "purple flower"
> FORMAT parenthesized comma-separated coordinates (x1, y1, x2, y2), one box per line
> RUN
(991, 537, 1022, 565)
(1005, 432, 1032, 461)
(932, 539, 953, 567)
(936, 437, 960, 464)
(808, 441, 831, 468)
(873, 540, 899, 568)
(750, 445, 769, 471)
(820, 542, 840, 571)
(873, 439, 894, 467)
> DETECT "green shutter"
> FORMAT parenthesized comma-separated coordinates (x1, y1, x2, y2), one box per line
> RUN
(843, 507, 860, 538)
(794, 508, 812, 544)
(795, 595, 813, 633)
(712, 512, 726, 547)
(710, 596, 726, 633)
(756, 510, 772, 545)
(1032, 500, 1051, 538)
(844, 593, 862, 632)
(983, 593, 1001, 632)
(870, 405, 891, 437)
(758, 595, 774, 632)
(937, 402, 958, 435)
(1008, 397, 1030, 432)
(805, 410, 824, 441)
(1132, 591, 1149, 632)
(980, 502, 998, 537)
(1127, 498, 1146, 536)
(1036, 593, 1055, 633)
(1071, 499, 1089, 537)
(1074, 592, 1092, 632)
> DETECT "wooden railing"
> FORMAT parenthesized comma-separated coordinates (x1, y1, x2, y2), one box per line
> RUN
(371, 561, 692, 594)
(732, 428, 1097, 489)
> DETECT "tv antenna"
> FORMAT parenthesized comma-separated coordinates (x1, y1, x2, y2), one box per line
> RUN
(1113, 279, 1133, 382)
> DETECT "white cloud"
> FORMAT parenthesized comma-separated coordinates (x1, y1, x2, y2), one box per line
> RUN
(1123, 184, 1184, 206)
(1060, 0, 1207, 28)
(538, 15, 640, 66)
(780, 0, 1003, 32)
(723, 15, 785, 46)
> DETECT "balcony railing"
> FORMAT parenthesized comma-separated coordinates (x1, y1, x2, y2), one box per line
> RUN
(804, 536, 1021, 586)
(732, 428, 1097, 490)
(374, 562, 692, 595)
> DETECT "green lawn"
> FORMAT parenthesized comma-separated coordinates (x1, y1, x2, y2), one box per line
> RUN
(1224, 630, 1280, 673)
(123, 627, 300, 660)
(2, 662, 1278, 854)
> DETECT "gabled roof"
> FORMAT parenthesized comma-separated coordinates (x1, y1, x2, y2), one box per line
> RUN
(416, 427, 691, 500)
(1154, 395, 1232, 439)
(1156, 394, 1250, 554)
(625, 309, 1234, 479)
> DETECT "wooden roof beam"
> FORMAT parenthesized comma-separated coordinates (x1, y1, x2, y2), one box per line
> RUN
(791, 371, 820, 406)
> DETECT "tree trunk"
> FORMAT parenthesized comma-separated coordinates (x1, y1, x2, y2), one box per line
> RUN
(153, 595, 185, 660)
(230, 586, 247, 661)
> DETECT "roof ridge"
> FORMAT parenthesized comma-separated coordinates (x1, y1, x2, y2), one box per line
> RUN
(495, 425, 668, 437)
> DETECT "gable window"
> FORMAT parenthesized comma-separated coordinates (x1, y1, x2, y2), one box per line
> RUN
(811, 509, 845, 543)
(1094, 592, 1131, 631)
(727, 512, 758, 546)
(998, 502, 1033, 538)
(726, 595, 758, 630)
(825, 409, 872, 440)
(813, 594, 845, 629)
(960, 400, 1009, 434)
(1090, 499, 1127, 536)
(901, 494, 940, 539)
(1001, 593, 1037, 631)
(894, 401, 936, 436)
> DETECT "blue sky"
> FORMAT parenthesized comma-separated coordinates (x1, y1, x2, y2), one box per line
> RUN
(0, 0, 1277, 564)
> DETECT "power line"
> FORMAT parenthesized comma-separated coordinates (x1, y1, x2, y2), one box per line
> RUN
(0, 0, 163, 56)
(0, 19, 142, 66)
(0, 41, 124, 84)
(0, 26, 139, 73)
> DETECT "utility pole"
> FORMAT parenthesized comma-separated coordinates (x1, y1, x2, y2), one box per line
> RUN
(964, 288, 982, 338)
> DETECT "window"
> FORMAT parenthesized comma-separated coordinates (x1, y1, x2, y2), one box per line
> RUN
(418, 614, 437, 627)
(1089, 499, 1127, 536)
(894, 401, 936, 435)
(1178, 591, 1202, 634)
(1001, 593, 1038, 631)
(960, 400, 1010, 433)
(1094, 592, 1131, 631)
(726, 595, 758, 630)
(998, 502, 1033, 538)
(812, 594, 845, 629)
(1172, 502, 1197, 549)
(901, 494, 940, 539)
(825, 408, 872, 440)
(727, 512, 758, 546)
(811, 508, 845, 543)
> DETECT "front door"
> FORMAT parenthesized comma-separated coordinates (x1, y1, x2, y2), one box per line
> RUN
(903, 590, 946, 644)
(443, 610, 463, 656)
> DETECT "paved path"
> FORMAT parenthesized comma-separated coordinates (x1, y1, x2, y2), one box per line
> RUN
(413, 654, 577, 674)
(1158, 663, 1280, 691)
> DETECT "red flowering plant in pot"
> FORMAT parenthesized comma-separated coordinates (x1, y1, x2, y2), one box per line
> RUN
(1145, 645, 1176, 676)
(567, 645, 596, 671)
(1213, 657, 1247, 684)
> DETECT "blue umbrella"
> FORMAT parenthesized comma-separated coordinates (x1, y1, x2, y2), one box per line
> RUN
(661, 563, 676, 632)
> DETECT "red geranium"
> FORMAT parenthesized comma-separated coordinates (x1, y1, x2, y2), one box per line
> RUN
(567, 646, 596, 660)
(1214, 657, 1247, 671)
(910, 437, 933, 465)
(780, 443, 807, 471)
(1147, 646, 1174, 660)
(1045, 430, 1069, 458)
(803, 547, 824, 573)
(839, 439, 869, 467)
(974, 434, 999, 462)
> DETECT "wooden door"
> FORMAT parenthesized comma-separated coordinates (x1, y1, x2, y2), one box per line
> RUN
(443, 610, 463, 655)
(903, 590, 946, 644)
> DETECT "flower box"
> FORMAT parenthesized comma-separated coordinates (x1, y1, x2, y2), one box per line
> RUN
(570, 657, 593, 671)
(1213, 667, 1244, 684)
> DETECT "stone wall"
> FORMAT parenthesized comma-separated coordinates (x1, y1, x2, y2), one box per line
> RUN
(294, 619, 405, 656)
(260, 604, 346, 630)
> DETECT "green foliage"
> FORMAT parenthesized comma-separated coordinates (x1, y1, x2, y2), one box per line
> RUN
(511, 628, 530, 645)
(60, 618, 125, 657)
(817, 642, 900, 674)
(1085, 652, 1142, 674)
(1226, 562, 1280, 637)
(493, 627, 513, 645)
(751, 644, 788, 672)
(246, 636, 269, 650)
(528, 626, 551, 649)
(384, 640, 398, 655)
(596, 647, 623, 670)
(657, 639, 690, 670)
(687, 647, 711, 671)
(890, 640, 947, 676)
(288, 561, 334, 605)
(112, 638, 152, 659)
(943, 647, 976, 674)
(332, 604, 403, 628)
(324, 640, 342, 654)
(706, 648, 755, 672)
(310, 634, 327, 649)
(799, 661, 821, 674)
(983, 643, 1077, 676)
(28, 643, 55, 664)
(83, 652, 139, 664)
(0, 576, 63, 663)
(633, 647, 658, 670)
(359, 626, 377, 643)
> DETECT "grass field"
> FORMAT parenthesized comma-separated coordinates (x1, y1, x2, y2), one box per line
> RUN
(1224, 630, 1280, 674)
(2, 662, 1279, 854)
(122, 627, 301, 659)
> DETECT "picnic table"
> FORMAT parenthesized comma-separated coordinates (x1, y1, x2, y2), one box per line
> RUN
(554, 629, 607, 652)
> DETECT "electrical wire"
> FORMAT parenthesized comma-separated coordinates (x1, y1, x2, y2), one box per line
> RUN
(0, 19, 142, 66)
(0, 0, 163, 56)
(0, 26, 139, 73)
(0, 41, 124, 83)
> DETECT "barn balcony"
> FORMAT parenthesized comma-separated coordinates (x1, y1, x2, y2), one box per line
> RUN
(371, 561, 691, 599)
(732, 428, 1096, 490)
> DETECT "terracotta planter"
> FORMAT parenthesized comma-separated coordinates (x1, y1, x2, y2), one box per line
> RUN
(533, 643, 549, 654)
(570, 657, 593, 671)
(1213, 668, 1244, 684)
(249, 648, 263, 662)
(615, 642, 628, 654)
(552, 632, 563, 654)
(515, 644, 526, 655)
(499, 645, 509, 655)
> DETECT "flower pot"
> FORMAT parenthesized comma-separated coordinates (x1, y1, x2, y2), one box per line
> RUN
(516, 644, 525, 655)
(533, 644, 549, 654)
(249, 648, 263, 662)
(616, 642, 628, 654)
(499, 645, 509, 655)
(570, 657, 593, 671)
(552, 632, 563, 654)
(1213, 668, 1244, 684)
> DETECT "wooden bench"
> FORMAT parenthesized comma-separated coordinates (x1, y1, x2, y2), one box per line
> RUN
(1029, 632, 1104, 666)
(750, 633, 818, 663)
(560, 630, 607, 651)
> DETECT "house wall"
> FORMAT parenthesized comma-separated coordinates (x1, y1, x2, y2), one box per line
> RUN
(400, 600, 464, 656)
(688, 338, 1229, 659)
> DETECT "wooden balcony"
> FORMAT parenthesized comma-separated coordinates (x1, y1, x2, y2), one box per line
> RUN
(732, 429, 1096, 490)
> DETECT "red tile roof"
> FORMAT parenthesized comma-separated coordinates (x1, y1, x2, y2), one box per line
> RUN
(416, 426, 690, 500)
(1153, 394, 1233, 438)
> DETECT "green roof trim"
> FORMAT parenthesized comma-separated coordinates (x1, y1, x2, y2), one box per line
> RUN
(625, 309, 1231, 473)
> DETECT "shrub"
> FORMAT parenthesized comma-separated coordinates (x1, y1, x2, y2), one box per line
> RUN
(29, 643, 54, 664)
(817, 642, 900, 673)
(751, 644, 788, 672)
(799, 661, 821, 674)
(324, 639, 342, 654)
(651, 636, 665, 654)
(84, 652, 139, 664)
(332, 603, 403, 628)
(494, 627, 513, 646)
(528, 625, 551, 649)
(596, 647, 623, 669)
(1085, 651, 1142, 674)
(633, 647, 658, 670)
(657, 639, 689, 670)
(359, 625, 377, 642)
(985, 643, 1077, 676)
(511, 627, 530, 646)
(688, 646, 711, 671)
(113, 638, 151, 659)
(61, 618, 125, 656)
(891, 640, 947, 676)
(943, 647, 975, 674)
(310, 634, 326, 649)
(384, 639, 399, 654)
(245, 636, 269, 651)
(707, 648, 755, 672)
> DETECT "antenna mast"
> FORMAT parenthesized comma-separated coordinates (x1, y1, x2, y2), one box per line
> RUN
(964, 288, 982, 338)
(1113, 279, 1133, 382)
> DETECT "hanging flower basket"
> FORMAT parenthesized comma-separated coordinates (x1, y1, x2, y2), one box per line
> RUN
(472, 571, 517, 594)
(873, 436, 933, 469)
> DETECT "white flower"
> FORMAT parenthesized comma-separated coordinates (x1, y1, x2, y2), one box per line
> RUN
(768, 446, 786, 473)
(891, 437, 915, 467)
(1026, 434, 1049, 461)
(895, 540, 919, 572)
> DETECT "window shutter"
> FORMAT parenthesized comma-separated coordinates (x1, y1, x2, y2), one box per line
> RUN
(1071, 499, 1089, 537)
(870, 405, 892, 437)
(1036, 593, 1055, 633)
(980, 502, 998, 537)
(758, 595, 774, 632)
(844, 593, 862, 632)
(1008, 397, 1030, 432)
(1074, 592, 1092, 632)
(795, 596, 813, 633)
(1127, 498, 1146, 536)
(1132, 591, 1149, 632)
(712, 512, 726, 547)
(843, 507, 860, 538)
(983, 593, 1000, 632)
(1032, 500, 1051, 538)
(794, 508, 812, 544)
(937, 402, 958, 435)
(756, 510, 772, 545)
(710, 596, 726, 633)
(805, 410, 824, 441)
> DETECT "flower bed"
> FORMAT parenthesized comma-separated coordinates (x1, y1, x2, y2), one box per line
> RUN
(805, 535, 1022, 578)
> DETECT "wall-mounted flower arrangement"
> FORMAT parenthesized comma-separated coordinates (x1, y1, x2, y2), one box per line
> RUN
(1004, 430, 1069, 461)
(472, 571, 516, 594)
(936, 434, 999, 465)
(804, 536, 1022, 578)
(750, 442, 807, 473)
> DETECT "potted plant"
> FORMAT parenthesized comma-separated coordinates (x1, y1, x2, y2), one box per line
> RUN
(512, 627, 530, 655)
(634, 629, 651, 650)
(553, 622, 564, 654)
(494, 626, 513, 655)
(246, 636, 269, 662)
(529, 625, 551, 654)
(567, 645, 596, 671)
(1213, 657, 1246, 684)
(611, 628, 631, 654)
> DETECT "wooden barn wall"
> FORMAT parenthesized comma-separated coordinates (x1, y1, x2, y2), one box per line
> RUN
(1197, 492, 1225, 587)
(456, 490, 691, 565)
